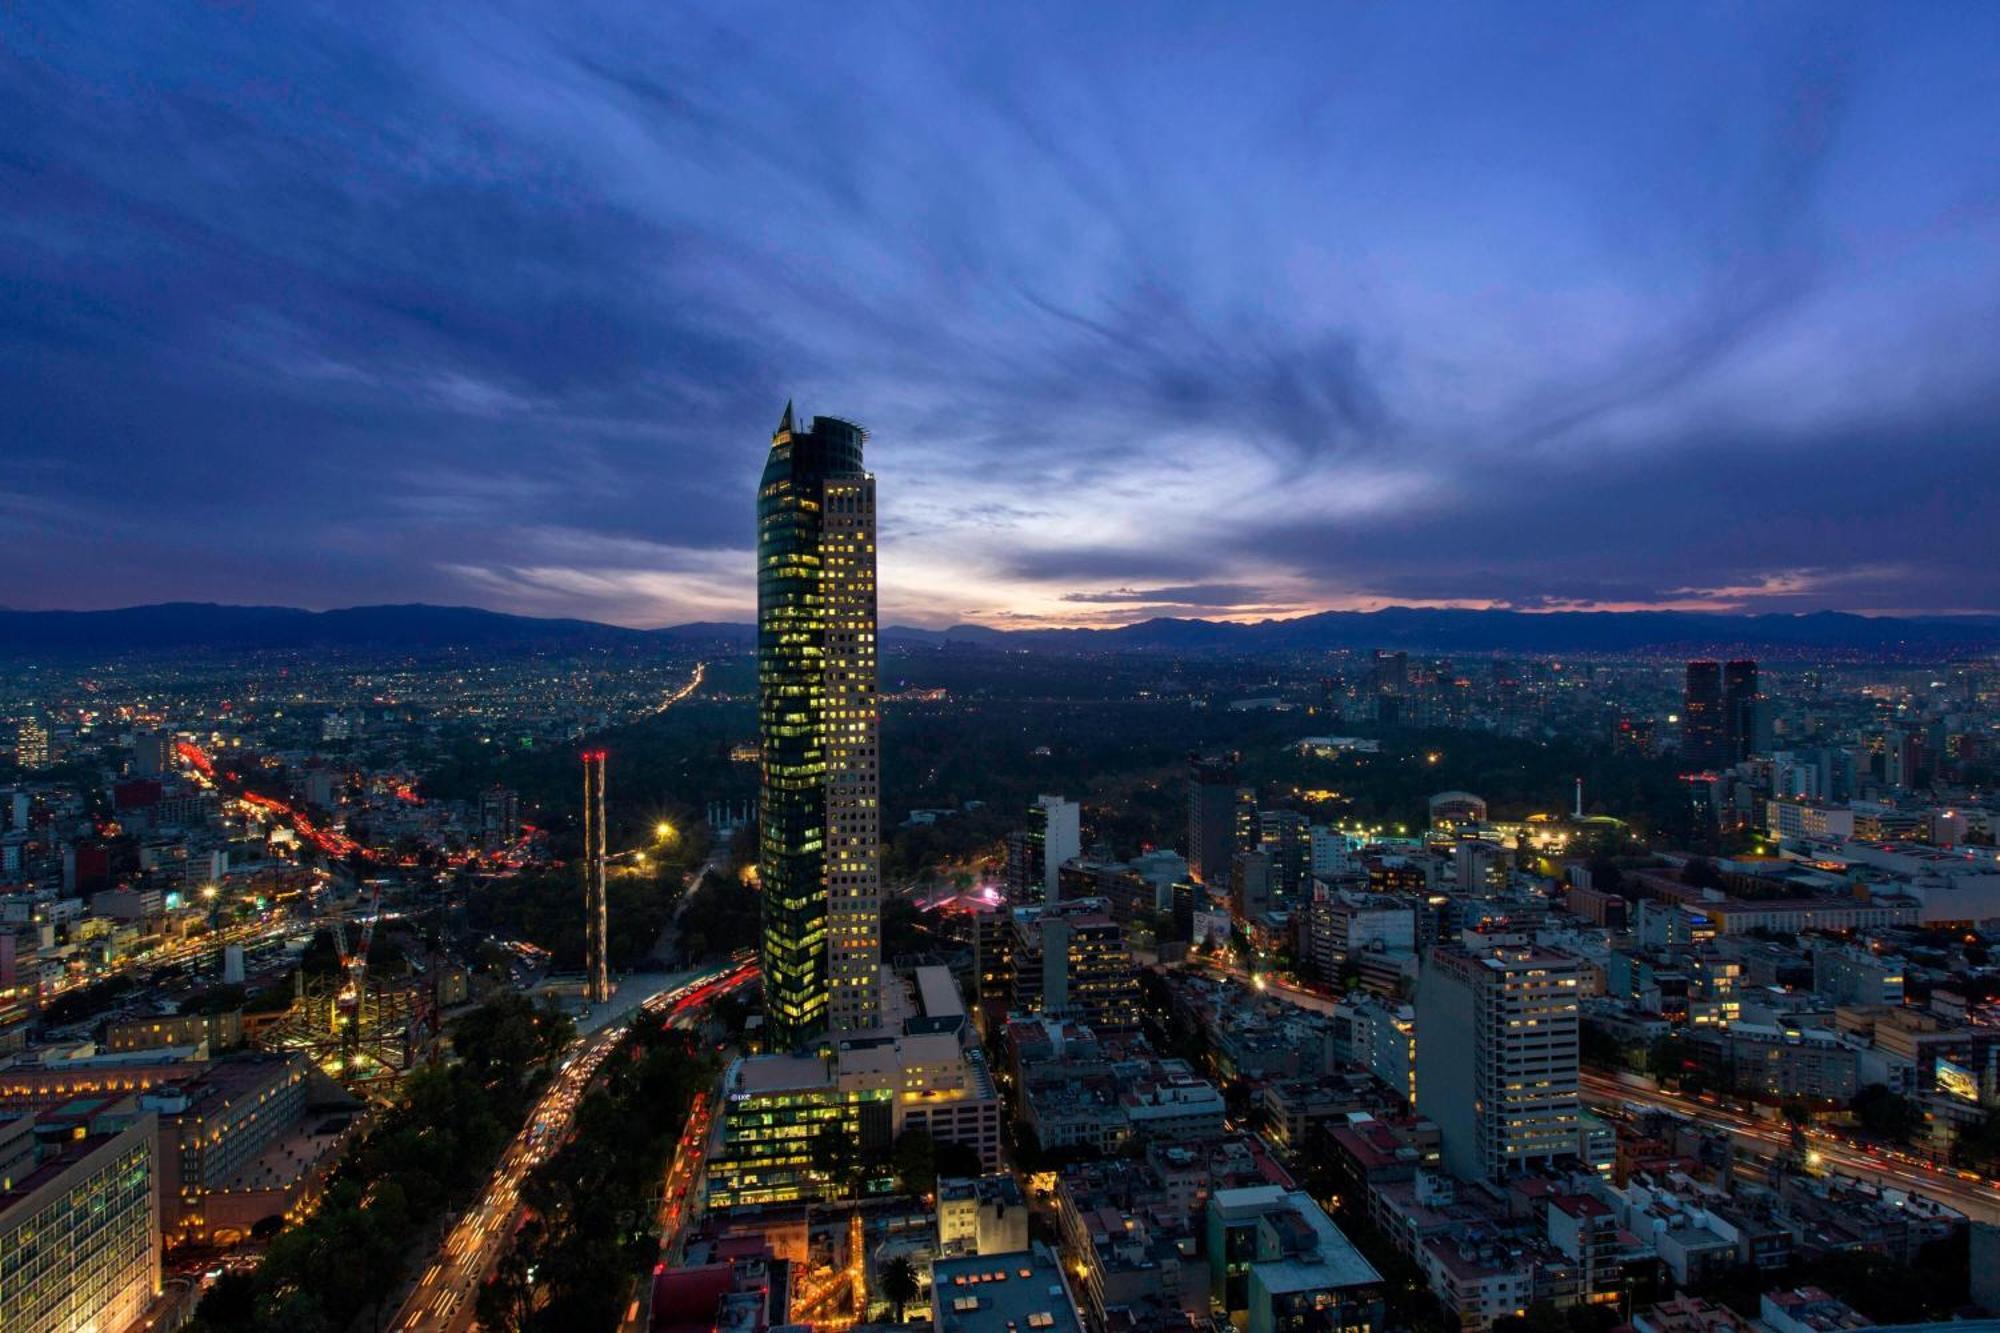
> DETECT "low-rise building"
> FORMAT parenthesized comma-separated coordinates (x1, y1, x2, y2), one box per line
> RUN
(932, 1244, 1085, 1333)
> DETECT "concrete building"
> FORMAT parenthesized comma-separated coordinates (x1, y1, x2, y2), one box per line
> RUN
(1032, 796, 1081, 902)
(932, 1244, 1084, 1333)
(707, 1032, 1000, 1210)
(1206, 1185, 1384, 1333)
(0, 1107, 159, 1333)
(1190, 753, 1254, 887)
(1009, 899, 1134, 1032)
(1812, 943, 1905, 1008)
(1416, 944, 1583, 1183)
(937, 1174, 1029, 1258)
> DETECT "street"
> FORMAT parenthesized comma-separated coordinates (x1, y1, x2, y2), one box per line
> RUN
(1578, 1070, 2000, 1225)
(388, 961, 752, 1332)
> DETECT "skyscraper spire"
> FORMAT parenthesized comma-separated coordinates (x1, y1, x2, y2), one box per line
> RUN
(776, 399, 795, 437)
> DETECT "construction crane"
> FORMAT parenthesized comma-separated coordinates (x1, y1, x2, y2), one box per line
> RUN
(332, 881, 385, 1053)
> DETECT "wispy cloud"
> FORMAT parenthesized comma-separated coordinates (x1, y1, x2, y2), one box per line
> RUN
(2, 3, 1998, 620)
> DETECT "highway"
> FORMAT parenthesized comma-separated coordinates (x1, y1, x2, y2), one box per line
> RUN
(1578, 1070, 2000, 1224)
(390, 960, 756, 1332)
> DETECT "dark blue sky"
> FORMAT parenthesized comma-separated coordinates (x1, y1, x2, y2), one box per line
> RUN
(5, 4, 1998, 627)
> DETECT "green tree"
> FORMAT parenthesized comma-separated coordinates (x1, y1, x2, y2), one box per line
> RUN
(893, 1128, 937, 1197)
(1851, 1084, 1921, 1145)
(813, 1123, 859, 1197)
(879, 1254, 921, 1323)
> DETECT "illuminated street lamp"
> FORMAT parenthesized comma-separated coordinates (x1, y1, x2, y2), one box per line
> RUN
(655, 820, 677, 843)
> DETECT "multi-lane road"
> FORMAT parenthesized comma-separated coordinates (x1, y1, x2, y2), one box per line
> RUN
(1578, 1069, 2000, 1224)
(391, 960, 755, 1332)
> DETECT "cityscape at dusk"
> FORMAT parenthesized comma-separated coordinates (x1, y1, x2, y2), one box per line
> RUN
(4, 7, 2000, 1333)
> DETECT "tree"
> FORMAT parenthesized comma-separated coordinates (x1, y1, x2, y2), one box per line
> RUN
(812, 1123, 859, 1197)
(879, 1253, 921, 1323)
(893, 1128, 938, 1197)
(1851, 1084, 1921, 1145)
(934, 1137, 984, 1181)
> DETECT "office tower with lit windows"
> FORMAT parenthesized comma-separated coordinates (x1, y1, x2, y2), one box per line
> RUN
(758, 404, 882, 1048)
(1682, 660, 1725, 769)
(1415, 942, 1583, 1182)
(11, 714, 48, 770)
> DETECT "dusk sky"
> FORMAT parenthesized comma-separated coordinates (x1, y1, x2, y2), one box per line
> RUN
(5, 4, 1999, 629)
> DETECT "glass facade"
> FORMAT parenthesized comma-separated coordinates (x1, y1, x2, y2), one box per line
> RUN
(0, 1121, 158, 1333)
(757, 406, 881, 1050)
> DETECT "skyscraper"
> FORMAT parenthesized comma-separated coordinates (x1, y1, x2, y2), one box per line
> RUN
(758, 404, 882, 1048)
(1188, 752, 1253, 886)
(1682, 660, 1725, 770)
(1723, 658, 1760, 764)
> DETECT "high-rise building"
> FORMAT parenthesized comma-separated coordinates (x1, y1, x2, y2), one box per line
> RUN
(1033, 795, 1080, 900)
(1723, 659, 1760, 764)
(12, 714, 48, 770)
(758, 405, 882, 1048)
(1008, 898, 1136, 1031)
(479, 785, 521, 851)
(1682, 661, 1725, 770)
(1416, 942, 1583, 1183)
(1188, 752, 1253, 886)
(582, 750, 609, 1005)
(1257, 809, 1310, 905)
(1003, 795, 1082, 903)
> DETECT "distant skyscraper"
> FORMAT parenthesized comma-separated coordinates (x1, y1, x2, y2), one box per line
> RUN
(1682, 661, 1725, 770)
(1032, 795, 1081, 900)
(758, 404, 882, 1048)
(12, 714, 48, 770)
(581, 750, 609, 1005)
(1723, 659, 1760, 764)
(1257, 809, 1310, 905)
(1188, 752, 1253, 886)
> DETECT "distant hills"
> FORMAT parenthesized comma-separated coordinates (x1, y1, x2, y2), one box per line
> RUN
(2, 601, 1997, 659)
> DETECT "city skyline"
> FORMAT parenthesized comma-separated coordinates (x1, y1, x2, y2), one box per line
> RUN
(6, 5, 2000, 628)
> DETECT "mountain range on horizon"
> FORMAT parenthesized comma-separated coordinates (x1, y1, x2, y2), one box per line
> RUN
(3, 601, 1998, 659)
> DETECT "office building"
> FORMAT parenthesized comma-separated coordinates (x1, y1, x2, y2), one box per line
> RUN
(0, 1108, 159, 1333)
(478, 785, 520, 850)
(11, 716, 48, 771)
(1416, 943, 1583, 1183)
(1006, 795, 1081, 903)
(1682, 662, 1725, 770)
(706, 1031, 1000, 1210)
(1189, 752, 1253, 886)
(1723, 660, 1760, 764)
(1812, 943, 1905, 1008)
(1207, 1185, 1383, 1333)
(1257, 809, 1311, 906)
(757, 405, 883, 1047)
(1009, 899, 1135, 1031)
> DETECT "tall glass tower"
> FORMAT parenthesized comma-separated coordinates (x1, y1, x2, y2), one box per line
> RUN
(757, 403, 883, 1049)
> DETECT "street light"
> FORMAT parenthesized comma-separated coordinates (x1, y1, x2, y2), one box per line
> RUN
(655, 821, 677, 843)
